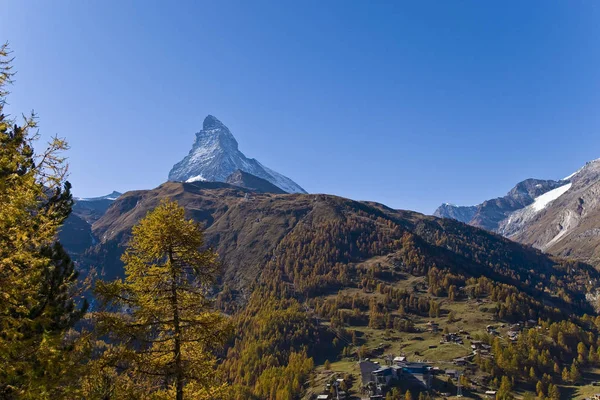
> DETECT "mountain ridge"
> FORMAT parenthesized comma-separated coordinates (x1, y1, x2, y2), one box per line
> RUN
(65, 180, 599, 308)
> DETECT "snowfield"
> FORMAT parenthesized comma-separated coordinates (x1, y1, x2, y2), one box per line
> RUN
(531, 183, 572, 211)
(499, 182, 572, 237)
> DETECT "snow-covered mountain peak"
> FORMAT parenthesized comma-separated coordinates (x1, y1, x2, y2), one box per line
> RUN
(168, 115, 306, 194)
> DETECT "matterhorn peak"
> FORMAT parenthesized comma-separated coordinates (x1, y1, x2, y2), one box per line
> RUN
(168, 115, 306, 194)
(203, 114, 225, 130)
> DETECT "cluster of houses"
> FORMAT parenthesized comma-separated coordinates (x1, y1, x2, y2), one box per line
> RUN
(440, 332, 464, 345)
(506, 321, 539, 341)
(470, 341, 492, 356)
(485, 325, 500, 335)
(359, 357, 434, 398)
(345, 320, 542, 399)
(316, 378, 348, 400)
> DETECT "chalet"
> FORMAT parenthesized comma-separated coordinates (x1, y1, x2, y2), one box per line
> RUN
(441, 332, 463, 344)
(453, 357, 468, 366)
(472, 342, 492, 351)
(509, 323, 522, 331)
(427, 321, 440, 332)
(446, 369, 459, 379)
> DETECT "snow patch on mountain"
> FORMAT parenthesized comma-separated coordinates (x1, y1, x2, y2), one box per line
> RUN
(186, 174, 207, 183)
(257, 162, 306, 195)
(531, 183, 572, 211)
(169, 115, 306, 194)
(499, 183, 572, 237)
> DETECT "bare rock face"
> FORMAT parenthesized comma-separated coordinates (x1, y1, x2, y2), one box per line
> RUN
(168, 115, 306, 194)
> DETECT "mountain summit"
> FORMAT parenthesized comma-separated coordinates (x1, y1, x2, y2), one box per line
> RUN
(168, 115, 306, 194)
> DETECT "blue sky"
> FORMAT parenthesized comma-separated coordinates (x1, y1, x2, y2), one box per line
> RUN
(2, 1, 600, 213)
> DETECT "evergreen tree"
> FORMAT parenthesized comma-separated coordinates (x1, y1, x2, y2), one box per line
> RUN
(548, 384, 560, 400)
(536, 380, 544, 397)
(497, 376, 513, 400)
(95, 199, 231, 399)
(569, 361, 581, 383)
(0, 43, 87, 398)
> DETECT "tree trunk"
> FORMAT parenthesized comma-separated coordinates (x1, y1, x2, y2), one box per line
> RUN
(169, 247, 184, 400)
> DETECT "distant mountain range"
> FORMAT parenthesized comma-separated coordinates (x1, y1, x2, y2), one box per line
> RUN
(64, 180, 599, 308)
(435, 158, 600, 265)
(168, 115, 306, 194)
